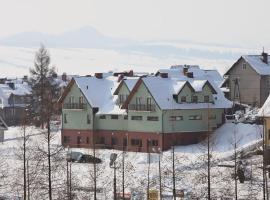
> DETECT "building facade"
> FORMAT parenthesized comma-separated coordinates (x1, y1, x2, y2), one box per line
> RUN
(223, 52, 270, 107)
(59, 68, 232, 152)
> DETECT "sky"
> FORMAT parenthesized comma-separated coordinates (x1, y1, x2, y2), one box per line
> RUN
(0, 0, 269, 48)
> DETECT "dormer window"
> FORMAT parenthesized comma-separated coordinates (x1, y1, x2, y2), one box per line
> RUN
(181, 96, 186, 103)
(242, 62, 247, 69)
(191, 96, 198, 103)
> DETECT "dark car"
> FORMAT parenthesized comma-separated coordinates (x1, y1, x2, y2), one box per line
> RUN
(77, 154, 102, 164)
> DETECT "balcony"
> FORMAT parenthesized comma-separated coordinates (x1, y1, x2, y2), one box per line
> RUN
(63, 103, 86, 110)
(128, 104, 156, 112)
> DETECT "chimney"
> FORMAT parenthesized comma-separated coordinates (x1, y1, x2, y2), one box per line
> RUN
(23, 75, 28, 82)
(160, 73, 168, 78)
(117, 74, 124, 82)
(62, 73, 67, 82)
(95, 73, 103, 79)
(262, 52, 268, 64)
(7, 82, 15, 90)
(183, 67, 188, 75)
(128, 70, 134, 77)
(186, 72, 194, 78)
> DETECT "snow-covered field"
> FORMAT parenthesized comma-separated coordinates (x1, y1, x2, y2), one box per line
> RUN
(0, 44, 260, 78)
(0, 123, 265, 199)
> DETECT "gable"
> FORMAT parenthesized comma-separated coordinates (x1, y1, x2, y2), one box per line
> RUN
(225, 57, 260, 76)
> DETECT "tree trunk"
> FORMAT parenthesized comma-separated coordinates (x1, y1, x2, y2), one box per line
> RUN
(47, 119, 52, 200)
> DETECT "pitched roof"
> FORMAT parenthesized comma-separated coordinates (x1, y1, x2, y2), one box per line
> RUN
(73, 76, 125, 115)
(225, 55, 270, 76)
(124, 76, 232, 110)
(0, 81, 32, 108)
(113, 77, 139, 95)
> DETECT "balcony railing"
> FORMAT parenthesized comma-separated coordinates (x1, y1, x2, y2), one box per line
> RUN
(63, 103, 86, 110)
(128, 104, 156, 112)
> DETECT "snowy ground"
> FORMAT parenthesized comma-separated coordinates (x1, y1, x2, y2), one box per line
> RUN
(0, 122, 265, 199)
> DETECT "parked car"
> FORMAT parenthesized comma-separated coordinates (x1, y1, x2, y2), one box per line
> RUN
(77, 154, 102, 164)
(66, 151, 83, 162)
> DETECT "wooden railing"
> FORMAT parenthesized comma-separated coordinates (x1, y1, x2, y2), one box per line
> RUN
(128, 104, 156, 112)
(63, 103, 86, 110)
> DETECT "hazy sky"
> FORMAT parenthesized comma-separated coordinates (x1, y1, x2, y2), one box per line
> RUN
(0, 0, 269, 47)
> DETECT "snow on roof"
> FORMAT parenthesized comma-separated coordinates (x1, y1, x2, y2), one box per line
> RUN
(190, 80, 207, 92)
(258, 94, 270, 117)
(157, 66, 223, 86)
(242, 55, 270, 75)
(142, 76, 232, 110)
(0, 81, 31, 108)
(74, 76, 125, 115)
(124, 77, 139, 91)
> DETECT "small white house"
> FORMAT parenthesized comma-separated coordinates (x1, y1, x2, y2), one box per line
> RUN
(0, 116, 8, 143)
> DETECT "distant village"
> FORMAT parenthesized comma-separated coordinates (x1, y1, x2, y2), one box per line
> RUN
(1, 51, 270, 153)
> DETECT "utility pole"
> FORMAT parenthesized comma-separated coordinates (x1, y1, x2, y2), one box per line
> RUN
(207, 103, 211, 200)
(159, 150, 162, 200)
(122, 142, 125, 200)
(147, 139, 151, 200)
(110, 153, 118, 200)
(172, 145, 176, 200)
(234, 124, 238, 200)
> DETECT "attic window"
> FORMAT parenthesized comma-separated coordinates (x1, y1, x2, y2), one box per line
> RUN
(242, 63, 247, 69)
(191, 96, 198, 103)
(204, 95, 209, 103)
(181, 96, 186, 103)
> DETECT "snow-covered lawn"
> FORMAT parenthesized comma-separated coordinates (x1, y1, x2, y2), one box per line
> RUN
(0, 122, 265, 199)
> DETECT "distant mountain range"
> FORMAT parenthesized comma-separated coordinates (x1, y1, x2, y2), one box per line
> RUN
(0, 26, 259, 61)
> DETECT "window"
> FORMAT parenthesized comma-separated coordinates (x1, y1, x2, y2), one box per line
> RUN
(170, 116, 183, 121)
(64, 114, 67, 123)
(147, 97, 152, 110)
(99, 115, 106, 119)
(147, 116, 159, 121)
(69, 96, 74, 103)
(97, 137, 105, 144)
(119, 94, 125, 104)
(111, 137, 118, 145)
(131, 116, 142, 120)
(87, 114, 91, 124)
(189, 115, 202, 120)
(63, 136, 70, 143)
(192, 96, 198, 103)
(243, 62, 247, 69)
(124, 115, 128, 120)
(181, 96, 186, 103)
(131, 139, 142, 147)
(148, 140, 158, 146)
(111, 115, 119, 120)
(204, 95, 210, 103)
(268, 130, 270, 140)
(79, 96, 84, 104)
(136, 97, 142, 109)
(209, 114, 216, 120)
(77, 136, 81, 144)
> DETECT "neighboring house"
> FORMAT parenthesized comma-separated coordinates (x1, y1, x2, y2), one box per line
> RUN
(59, 67, 232, 152)
(0, 80, 32, 126)
(223, 52, 270, 107)
(258, 95, 270, 164)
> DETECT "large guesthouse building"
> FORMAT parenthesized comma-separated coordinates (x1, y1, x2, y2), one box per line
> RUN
(59, 66, 232, 152)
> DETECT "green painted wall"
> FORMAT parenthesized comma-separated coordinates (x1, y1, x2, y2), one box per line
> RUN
(117, 82, 130, 105)
(95, 114, 127, 131)
(163, 108, 224, 133)
(128, 82, 162, 132)
(177, 83, 214, 103)
(62, 83, 93, 130)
